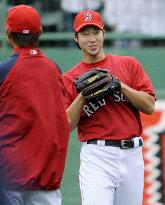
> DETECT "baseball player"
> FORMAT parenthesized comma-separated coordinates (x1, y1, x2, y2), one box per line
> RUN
(0, 5, 69, 205)
(62, 10, 156, 205)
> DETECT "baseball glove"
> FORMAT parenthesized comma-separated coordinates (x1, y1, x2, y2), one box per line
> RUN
(74, 68, 121, 101)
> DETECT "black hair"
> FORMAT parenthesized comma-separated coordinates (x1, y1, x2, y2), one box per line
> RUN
(9, 32, 40, 47)
(74, 32, 81, 50)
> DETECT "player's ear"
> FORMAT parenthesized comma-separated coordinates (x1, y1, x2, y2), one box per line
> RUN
(73, 32, 81, 50)
(73, 32, 78, 43)
(39, 26, 43, 36)
(102, 29, 105, 36)
(5, 26, 11, 37)
(5, 30, 15, 49)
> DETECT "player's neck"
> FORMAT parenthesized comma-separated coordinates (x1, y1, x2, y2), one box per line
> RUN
(82, 51, 105, 64)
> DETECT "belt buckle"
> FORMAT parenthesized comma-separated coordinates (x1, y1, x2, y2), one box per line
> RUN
(120, 140, 130, 149)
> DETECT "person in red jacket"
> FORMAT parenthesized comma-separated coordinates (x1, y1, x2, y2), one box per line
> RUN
(0, 5, 69, 205)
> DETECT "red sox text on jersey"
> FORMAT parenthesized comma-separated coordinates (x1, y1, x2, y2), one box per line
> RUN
(83, 93, 128, 117)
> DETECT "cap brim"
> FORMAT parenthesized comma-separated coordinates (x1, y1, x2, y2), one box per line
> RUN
(75, 23, 103, 32)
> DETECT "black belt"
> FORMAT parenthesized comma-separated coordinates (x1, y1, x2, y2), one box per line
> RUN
(87, 138, 143, 149)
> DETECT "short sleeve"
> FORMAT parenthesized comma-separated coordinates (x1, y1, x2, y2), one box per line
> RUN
(130, 57, 156, 97)
(62, 74, 78, 109)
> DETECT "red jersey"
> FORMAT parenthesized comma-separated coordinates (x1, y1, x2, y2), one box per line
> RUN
(62, 54, 155, 141)
(0, 47, 69, 190)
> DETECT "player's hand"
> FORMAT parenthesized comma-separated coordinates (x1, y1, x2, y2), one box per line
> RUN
(74, 68, 121, 102)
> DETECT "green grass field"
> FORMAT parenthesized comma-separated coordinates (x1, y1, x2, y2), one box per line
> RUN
(61, 130, 81, 205)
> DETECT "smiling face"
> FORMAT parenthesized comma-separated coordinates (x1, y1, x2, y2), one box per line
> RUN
(74, 25, 105, 63)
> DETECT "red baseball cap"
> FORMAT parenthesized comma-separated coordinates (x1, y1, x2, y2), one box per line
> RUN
(6, 5, 41, 34)
(74, 10, 104, 33)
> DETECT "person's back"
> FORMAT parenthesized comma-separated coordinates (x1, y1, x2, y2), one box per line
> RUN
(0, 47, 68, 190)
(0, 5, 69, 205)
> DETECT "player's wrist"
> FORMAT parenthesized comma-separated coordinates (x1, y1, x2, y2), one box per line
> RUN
(78, 92, 86, 103)
(120, 82, 127, 92)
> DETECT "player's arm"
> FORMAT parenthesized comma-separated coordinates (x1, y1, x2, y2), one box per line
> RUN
(67, 93, 85, 132)
(66, 68, 110, 131)
(121, 82, 155, 115)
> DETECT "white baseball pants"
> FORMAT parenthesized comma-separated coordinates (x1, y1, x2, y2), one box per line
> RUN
(79, 142, 144, 205)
